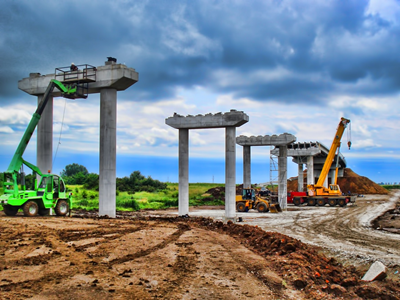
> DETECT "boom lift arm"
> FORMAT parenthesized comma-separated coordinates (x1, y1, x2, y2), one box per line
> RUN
(4, 80, 77, 193)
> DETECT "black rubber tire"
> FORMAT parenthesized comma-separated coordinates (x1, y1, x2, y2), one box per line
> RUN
(3, 205, 19, 216)
(293, 198, 301, 206)
(317, 198, 326, 206)
(39, 208, 50, 216)
(338, 198, 347, 207)
(257, 203, 269, 213)
(23, 201, 39, 217)
(236, 202, 247, 212)
(307, 198, 316, 206)
(55, 200, 69, 216)
(328, 198, 337, 207)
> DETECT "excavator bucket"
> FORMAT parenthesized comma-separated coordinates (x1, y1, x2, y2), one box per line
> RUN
(269, 203, 282, 213)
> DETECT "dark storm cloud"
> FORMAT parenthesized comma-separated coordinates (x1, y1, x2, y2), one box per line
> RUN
(1, 0, 400, 105)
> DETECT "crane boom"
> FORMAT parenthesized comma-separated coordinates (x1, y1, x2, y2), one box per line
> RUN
(315, 117, 350, 187)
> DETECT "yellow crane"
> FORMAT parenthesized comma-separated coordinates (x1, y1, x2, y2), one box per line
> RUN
(307, 117, 351, 200)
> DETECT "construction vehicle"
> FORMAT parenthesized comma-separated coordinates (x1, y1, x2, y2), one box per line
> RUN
(0, 72, 92, 217)
(236, 188, 282, 213)
(293, 117, 356, 207)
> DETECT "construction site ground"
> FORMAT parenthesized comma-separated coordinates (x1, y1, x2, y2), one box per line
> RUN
(0, 192, 399, 299)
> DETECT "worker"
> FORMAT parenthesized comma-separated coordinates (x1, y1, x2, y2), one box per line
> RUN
(70, 63, 78, 71)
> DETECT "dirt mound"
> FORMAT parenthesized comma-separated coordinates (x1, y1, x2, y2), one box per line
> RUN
(205, 185, 245, 202)
(288, 168, 388, 195)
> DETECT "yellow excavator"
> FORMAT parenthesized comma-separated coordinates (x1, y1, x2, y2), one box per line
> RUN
(236, 188, 282, 213)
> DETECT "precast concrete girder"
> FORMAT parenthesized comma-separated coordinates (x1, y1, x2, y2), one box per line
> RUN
(166, 109, 249, 221)
(236, 133, 296, 210)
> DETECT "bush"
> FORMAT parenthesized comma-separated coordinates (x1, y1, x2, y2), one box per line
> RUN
(118, 199, 140, 211)
(82, 190, 88, 199)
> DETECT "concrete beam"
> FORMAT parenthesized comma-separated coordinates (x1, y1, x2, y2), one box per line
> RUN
(165, 109, 248, 129)
(236, 133, 296, 146)
(18, 63, 138, 96)
(271, 148, 321, 157)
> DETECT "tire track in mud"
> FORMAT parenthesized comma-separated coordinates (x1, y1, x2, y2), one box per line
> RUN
(268, 192, 400, 267)
(108, 223, 191, 265)
(0, 220, 191, 298)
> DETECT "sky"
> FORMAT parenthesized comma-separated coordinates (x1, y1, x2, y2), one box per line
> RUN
(1, 0, 400, 184)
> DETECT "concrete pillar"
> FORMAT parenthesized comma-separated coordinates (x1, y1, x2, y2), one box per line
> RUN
(278, 146, 288, 210)
(330, 169, 336, 185)
(243, 145, 251, 189)
(178, 129, 189, 216)
(37, 95, 53, 174)
(225, 127, 236, 220)
(298, 163, 303, 192)
(307, 156, 314, 185)
(323, 173, 328, 188)
(99, 88, 117, 218)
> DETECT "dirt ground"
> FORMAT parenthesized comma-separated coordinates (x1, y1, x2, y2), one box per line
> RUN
(1, 192, 400, 299)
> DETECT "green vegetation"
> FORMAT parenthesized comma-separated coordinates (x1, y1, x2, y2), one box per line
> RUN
(382, 185, 400, 190)
(0, 163, 225, 212)
(71, 182, 225, 211)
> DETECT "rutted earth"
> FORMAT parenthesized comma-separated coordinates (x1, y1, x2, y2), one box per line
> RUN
(0, 192, 399, 299)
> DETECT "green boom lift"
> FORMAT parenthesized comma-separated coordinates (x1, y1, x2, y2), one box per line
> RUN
(0, 79, 81, 217)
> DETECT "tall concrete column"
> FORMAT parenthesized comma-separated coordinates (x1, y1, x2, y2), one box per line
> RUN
(99, 88, 117, 218)
(323, 173, 328, 188)
(243, 145, 251, 188)
(307, 156, 314, 185)
(225, 127, 236, 219)
(37, 95, 53, 174)
(298, 163, 303, 192)
(179, 129, 189, 216)
(278, 146, 288, 210)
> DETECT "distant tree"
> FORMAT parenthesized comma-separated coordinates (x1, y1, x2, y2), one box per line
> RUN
(83, 173, 99, 190)
(116, 170, 167, 193)
(61, 163, 89, 177)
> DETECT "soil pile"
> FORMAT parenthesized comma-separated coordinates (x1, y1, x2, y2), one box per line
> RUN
(288, 168, 388, 195)
(205, 184, 245, 202)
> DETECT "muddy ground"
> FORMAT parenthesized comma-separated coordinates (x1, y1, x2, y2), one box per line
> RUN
(0, 193, 400, 299)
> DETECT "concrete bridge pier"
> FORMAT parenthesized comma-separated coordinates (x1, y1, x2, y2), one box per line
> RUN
(37, 95, 53, 175)
(99, 88, 117, 217)
(226, 127, 236, 219)
(236, 133, 297, 211)
(178, 129, 189, 216)
(19, 60, 139, 218)
(307, 156, 314, 186)
(278, 146, 288, 210)
(297, 163, 304, 192)
(243, 145, 251, 189)
(166, 110, 249, 221)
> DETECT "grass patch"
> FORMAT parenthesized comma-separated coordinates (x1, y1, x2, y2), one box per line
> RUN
(66, 183, 225, 212)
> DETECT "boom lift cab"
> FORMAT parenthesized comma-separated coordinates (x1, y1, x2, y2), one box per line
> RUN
(0, 64, 96, 217)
